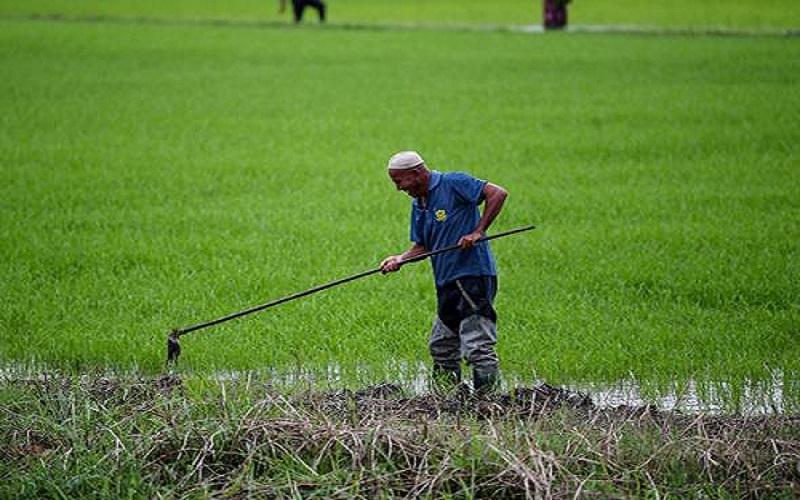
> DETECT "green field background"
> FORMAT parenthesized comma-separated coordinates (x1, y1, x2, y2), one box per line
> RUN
(0, 0, 798, 28)
(1, 2, 799, 405)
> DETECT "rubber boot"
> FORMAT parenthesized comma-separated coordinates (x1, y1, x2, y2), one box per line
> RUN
(431, 364, 461, 394)
(473, 368, 500, 396)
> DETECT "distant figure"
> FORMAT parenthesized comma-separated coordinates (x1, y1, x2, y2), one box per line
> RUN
(279, 0, 326, 23)
(543, 0, 570, 30)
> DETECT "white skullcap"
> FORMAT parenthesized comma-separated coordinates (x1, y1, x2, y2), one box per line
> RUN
(387, 151, 425, 170)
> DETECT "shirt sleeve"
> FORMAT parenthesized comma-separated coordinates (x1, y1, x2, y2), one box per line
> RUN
(449, 172, 487, 205)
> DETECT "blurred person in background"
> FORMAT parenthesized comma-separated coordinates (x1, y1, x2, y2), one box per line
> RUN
(543, 0, 570, 29)
(279, 0, 326, 23)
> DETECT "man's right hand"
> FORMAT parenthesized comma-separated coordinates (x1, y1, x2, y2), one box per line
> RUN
(380, 255, 403, 274)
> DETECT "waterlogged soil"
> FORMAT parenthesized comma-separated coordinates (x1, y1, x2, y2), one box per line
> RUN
(132, 374, 616, 421)
(295, 381, 598, 422)
(3, 372, 786, 422)
(5, 372, 797, 435)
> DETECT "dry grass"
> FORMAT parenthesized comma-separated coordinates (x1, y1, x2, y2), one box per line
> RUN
(1, 373, 798, 498)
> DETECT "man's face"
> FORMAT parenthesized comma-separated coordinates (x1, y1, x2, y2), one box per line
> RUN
(389, 168, 424, 198)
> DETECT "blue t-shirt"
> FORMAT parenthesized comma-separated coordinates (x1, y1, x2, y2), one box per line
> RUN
(410, 171, 497, 286)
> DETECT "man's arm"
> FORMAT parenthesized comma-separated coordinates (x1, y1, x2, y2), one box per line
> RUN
(380, 243, 428, 273)
(458, 182, 508, 248)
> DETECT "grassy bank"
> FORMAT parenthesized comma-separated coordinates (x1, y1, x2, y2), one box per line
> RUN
(1, 374, 798, 498)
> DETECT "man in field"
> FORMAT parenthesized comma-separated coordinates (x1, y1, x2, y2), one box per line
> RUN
(380, 151, 508, 394)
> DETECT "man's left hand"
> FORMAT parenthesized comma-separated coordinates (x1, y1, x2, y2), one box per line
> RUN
(458, 230, 484, 249)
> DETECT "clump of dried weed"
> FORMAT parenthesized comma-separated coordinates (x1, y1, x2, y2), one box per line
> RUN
(1, 373, 798, 498)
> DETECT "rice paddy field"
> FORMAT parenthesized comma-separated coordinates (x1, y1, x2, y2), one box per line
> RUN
(1, 1, 799, 496)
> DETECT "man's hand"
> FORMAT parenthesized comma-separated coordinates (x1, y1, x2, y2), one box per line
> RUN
(380, 255, 404, 274)
(458, 230, 484, 249)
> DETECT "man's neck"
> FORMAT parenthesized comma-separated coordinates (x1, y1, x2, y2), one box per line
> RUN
(417, 169, 431, 204)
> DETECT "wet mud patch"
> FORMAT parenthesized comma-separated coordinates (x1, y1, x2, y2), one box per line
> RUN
(290, 382, 596, 422)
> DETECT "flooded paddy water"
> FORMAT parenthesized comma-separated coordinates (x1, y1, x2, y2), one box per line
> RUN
(263, 363, 797, 416)
(3, 363, 793, 415)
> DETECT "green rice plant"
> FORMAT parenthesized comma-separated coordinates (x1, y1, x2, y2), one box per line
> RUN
(0, 16, 798, 402)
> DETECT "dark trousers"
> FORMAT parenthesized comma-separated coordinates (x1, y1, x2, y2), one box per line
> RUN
(292, 0, 326, 23)
(436, 276, 497, 334)
(429, 276, 499, 381)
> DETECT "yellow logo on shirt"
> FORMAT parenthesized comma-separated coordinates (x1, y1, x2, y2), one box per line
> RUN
(435, 209, 447, 222)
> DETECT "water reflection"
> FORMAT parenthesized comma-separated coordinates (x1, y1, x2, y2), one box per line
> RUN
(567, 372, 790, 415)
(260, 363, 795, 415)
